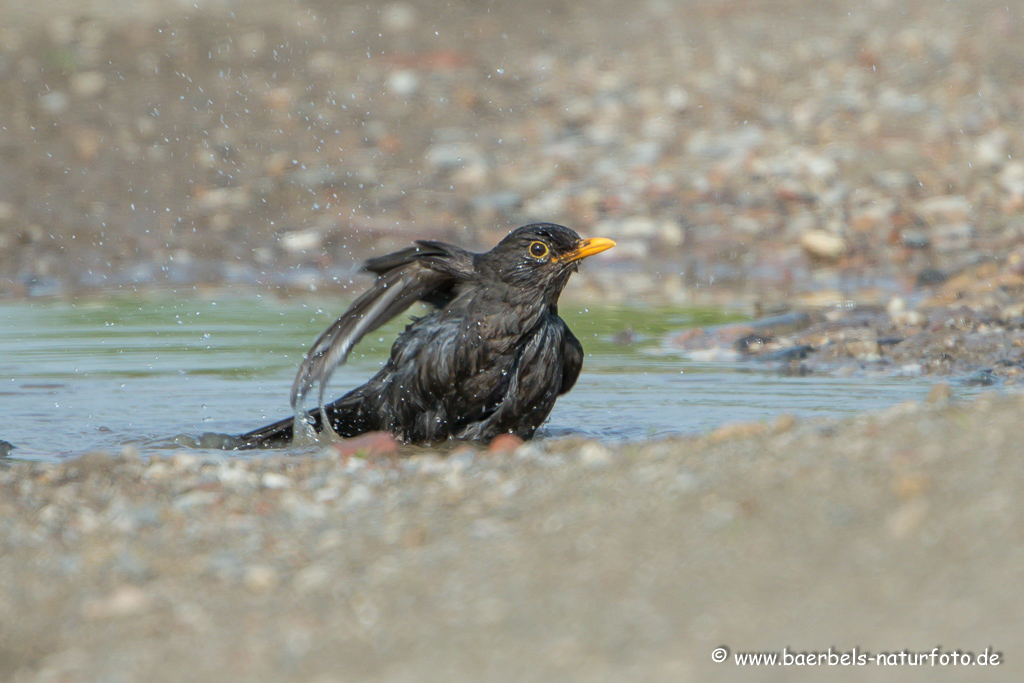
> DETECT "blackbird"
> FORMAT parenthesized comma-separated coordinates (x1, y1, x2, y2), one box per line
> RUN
(237, 223, 615, 447)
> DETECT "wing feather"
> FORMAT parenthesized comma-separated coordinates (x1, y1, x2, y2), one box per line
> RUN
(289, 241, 475, 436)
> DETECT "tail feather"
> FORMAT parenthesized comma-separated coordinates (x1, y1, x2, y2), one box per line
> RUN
(236, 393, 375, 449)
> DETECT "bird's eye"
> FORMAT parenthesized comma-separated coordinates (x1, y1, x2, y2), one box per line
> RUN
(529, 241, 549, 259)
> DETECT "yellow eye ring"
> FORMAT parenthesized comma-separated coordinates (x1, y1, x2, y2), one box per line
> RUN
(528, 241, 549, 259)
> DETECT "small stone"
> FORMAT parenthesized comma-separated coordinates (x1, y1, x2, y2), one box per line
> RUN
(488, 433, 524, 454)
(442, 469, 465, 493)
(931, 223, 974, 253)
(998, 162, 1024, 195)
(293, 564, 332, 594)
(142, 461, 172, 481)
(903, 311, 927, 326)
(217, 465, 257, 492)
(963, 370, 1000, 387)
(47, 16, 75, 46)
(70, 71, 106, 99)
(173, 490, 221, 510)
(238, 30, 266, 59)
(280, 492, 326, 521)
(886, 297, 907, 318)
(974, 129, 1008, 169)
(72, 126, 103, 162)
(669, 471, 699, 493)
(342, 483, 373, 508)
(893, 474, 930, 500)
(425, 142, 485, 172)
(897, 363, 923, 377)
(578, 442, 612, 468)
(665, 86, 692, 113)
(82, 586, 152, 620)
(171, 451, 201, 472)
(800, 229, 847, 261)
(264, 87, 295, 111)
(386, 69, 420, 97)
(243, 565, 279, 593)
(708, 421, 768, 443)
(39, 91, 69, 115)
(381, 2, 417, 33)
(844, 340, 881, 360)
(562, 97, 595, 125)
(314, 485, 345, 503)
(279, 229, 323, 254)
(899, 229, 929, 249)
(447, 446, 476, 470)
(914, 195, 973, 224)
(261, 472, 292, 490)
(332, 431, 399, 458)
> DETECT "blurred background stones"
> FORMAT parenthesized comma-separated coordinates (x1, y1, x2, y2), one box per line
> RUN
(0, 0, 1022, 312)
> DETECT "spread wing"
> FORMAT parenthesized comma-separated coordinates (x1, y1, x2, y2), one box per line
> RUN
(290, 241, 475, 434)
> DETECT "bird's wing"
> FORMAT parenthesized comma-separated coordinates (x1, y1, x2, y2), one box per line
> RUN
(558, 325, 584, 395)
(290, 241, 475, 433)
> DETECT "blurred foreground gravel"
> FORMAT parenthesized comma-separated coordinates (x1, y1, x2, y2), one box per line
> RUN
(2, 390, 1022, 682)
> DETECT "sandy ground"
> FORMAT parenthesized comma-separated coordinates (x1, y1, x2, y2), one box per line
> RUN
(3, 0, 1024, 680)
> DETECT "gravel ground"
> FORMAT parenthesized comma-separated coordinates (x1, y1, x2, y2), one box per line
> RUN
(2, 391, 1022, 682)
(2, 0, 1024, 309)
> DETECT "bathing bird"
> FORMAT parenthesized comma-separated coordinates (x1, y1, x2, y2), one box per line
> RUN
(237, 223, 614, 447)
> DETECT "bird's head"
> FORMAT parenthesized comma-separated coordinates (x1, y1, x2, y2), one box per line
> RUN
(480, 223, 616, 303)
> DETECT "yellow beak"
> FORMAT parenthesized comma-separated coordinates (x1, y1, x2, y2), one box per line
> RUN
(561, 237, 616, 263)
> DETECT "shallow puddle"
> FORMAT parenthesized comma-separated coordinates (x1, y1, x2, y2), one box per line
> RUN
(0, 294, 983, 461)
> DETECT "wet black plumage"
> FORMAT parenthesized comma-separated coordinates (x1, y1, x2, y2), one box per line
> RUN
(237, 223, 615, 447)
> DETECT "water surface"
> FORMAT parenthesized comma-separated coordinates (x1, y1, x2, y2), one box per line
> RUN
(0, 295, 977, 461)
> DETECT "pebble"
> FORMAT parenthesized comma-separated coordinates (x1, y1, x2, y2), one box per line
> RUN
(342, 483, 374, 508)
(70, 71, 106, 99)
(424, 143, 485, 172)
(171, 451, 202, 473)
(886, 297, 907, 318)
(217, 465, 258, 492)
(243, 565, 279, 593)
(82, 586, 152, 620)
(261, 472, 292, 490)
(488, 434, 523, 454)
(843, 340, 881, 360)
(578, 442, 612, 468)
(293, 564, 332, 594)
(38, 91, 69, 115)
(386, 69, 420, 97)
(381, 2, 417, 33)
(331, 431, 399, 458)
(914, 195, 973, 224)
(799, 229, 847, 261)
(279, 229, 322, 254)
(173, 490, 221, 510)
(280, 491, 326, 521)
(47, 17, 76, 46)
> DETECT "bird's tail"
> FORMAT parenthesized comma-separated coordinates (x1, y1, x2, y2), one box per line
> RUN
(236, 394, 374, 449)
(235, 413, 301, 449)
